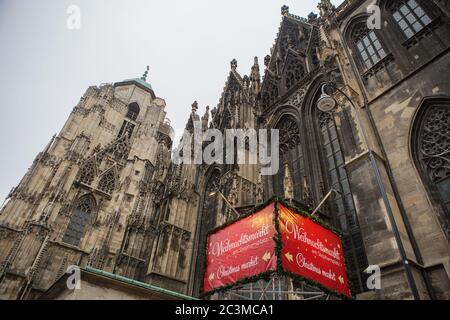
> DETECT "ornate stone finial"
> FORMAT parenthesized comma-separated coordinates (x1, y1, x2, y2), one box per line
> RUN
(308, 12, 318, 23)
(211, 107, 217, 120)
(255, 167, 264, 204)
(281, 5, 289, 16)
(318, 0, 333, 18)
(302, 175, 313, 208)
(230, 59, 237, 70)
(141, 65, 150, 81)
(250, 57, 260, 83)
(243, 75, 250, 87)
(264, 55, 271, 67)
(191, 101, 198, 113)
(283, 162, 294, 200)
(202, 105, 210, 128)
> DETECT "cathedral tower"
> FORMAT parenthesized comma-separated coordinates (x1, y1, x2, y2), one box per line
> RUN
(0, 70, 187, 299)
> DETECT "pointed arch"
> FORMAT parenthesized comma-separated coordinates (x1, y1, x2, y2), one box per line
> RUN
(126, 102, 140, 121)
(107, 135, 131, 160)
(379, 0, 438, 40)
(277, 19, 303, 61)
(343, 13, 389, 72)
(261, 72, 279, 110)
(301, 77, 368, 294)
(265, 109, 303, 201)
(192, 166, 222, 295)
(78, 156, 97, 185)
(62, 194, 97, 247)
(283, 51, 306, 91)
(410, 96, 450, 236)
(275, 113, 301, 154)
(98, 166, 118, 195)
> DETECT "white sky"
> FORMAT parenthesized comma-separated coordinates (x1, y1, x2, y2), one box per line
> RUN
(0, 0, 343, 202)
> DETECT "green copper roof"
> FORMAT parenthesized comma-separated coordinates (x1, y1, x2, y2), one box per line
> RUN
(123, 78, 153, 90)
(83, 267, 197, 300)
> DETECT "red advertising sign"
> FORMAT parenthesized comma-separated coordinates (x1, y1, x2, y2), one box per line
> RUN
(203, 203, 276, 293)
(202, 200, 351, 298)
(278, 203, 351, 297)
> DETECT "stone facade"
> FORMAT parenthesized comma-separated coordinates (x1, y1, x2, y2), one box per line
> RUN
(0, 0, 449, 300)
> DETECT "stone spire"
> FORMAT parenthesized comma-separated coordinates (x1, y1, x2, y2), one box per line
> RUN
(302, 175, 313, 208)
(283, 162, 294, 200)
(201, 106, 210, 131)
(191, 100, 198, 114)
(230, 58, 237, 71)
(281, 5, 289, 16)
(250, 57, 261, 94)
(255, 167, 264, 204)
(141, 65, 150, 81)
(250, 57, 261, 83)
(264, 54, 271, 67)
(318, 0, 333, 18)
(308, 12, 318, 24)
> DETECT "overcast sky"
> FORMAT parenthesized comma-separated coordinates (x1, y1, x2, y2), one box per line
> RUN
(0, 0, 342, 202)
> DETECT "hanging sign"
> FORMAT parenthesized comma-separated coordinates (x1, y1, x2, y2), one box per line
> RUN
(203, 199, 351, 298)
(278, 203, 351, 297)
(203, 202, 276, 293)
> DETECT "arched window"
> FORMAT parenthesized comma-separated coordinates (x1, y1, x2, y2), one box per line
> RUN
(350, 21, 387, 70)
(126, 102, 140, 121)
(118, 103, 139, 138)
(272, 116, 304, 201)
(284, 55, 305, 91)
(78, 158, 95, 185)
(98, 169, 116, 194)
(412, 98, 450, 231)
(193, 169, 221, 295)
(388, 0, 432, 39)
(62, 195, 96, 246)
(314, 92, 368, 294)
(261, 74, 279, 110)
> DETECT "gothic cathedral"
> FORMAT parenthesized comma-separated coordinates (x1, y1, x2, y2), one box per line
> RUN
(1, 1, 449, 300)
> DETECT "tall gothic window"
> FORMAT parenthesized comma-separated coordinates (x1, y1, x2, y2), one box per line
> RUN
(272, 116, 304, 201)
(413, 99, 450, 222)
(98, 169, 116, 195)
(118, 121, 135, 138)
(78, 159, 95, 185)
(117, 103, 139, 138)
(390, 0, 432, 39)
(193, 169, 220, 295)
(126, 102, 140, 121)
(62, 195, 96, 246)
(285, 56, 305, 91)
(261, 74, 279, 110)
(316, 109, 368, 294)
(351, 22, 387, 70)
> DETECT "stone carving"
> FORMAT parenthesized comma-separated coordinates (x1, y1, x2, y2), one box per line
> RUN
(284, 55, 306, 91)
(78, 157, 96, 185)
(318, 110, 333, 128)
(287, 88, 306, 107)
(277, 117, 301, 153)
(419, 106, 450, 183)
(98, 168, 117, 195)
